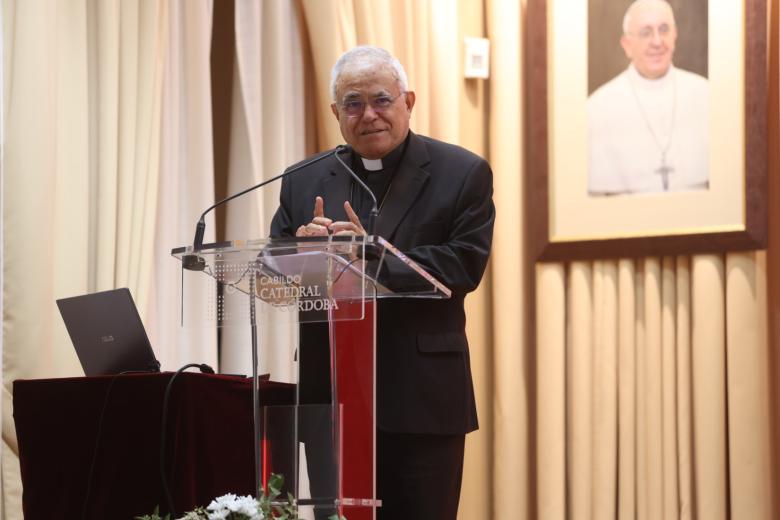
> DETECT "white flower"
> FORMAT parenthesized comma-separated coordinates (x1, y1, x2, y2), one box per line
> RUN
(205, 493, 263, 520)
(232, 495, 262, 516)
(207, 510, 228, 520)
(177, 512, 205, 520)
(208, 493, 237, 510)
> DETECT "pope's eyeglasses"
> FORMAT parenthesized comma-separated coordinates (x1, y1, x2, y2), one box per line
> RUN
(633, 23, 673, 41)
(338, 92, 406, 118)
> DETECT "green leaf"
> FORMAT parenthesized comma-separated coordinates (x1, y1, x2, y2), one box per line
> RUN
(267, 473, 285, 500)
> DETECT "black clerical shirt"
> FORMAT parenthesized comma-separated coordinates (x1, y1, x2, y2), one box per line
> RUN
(350, 135, 409, 225)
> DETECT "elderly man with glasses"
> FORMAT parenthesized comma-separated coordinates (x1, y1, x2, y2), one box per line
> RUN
(588, 0, 709, 195)
(271, 45, 495, 520)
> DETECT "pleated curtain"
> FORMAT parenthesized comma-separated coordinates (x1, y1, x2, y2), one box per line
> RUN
(1, 1, 218, 518)
(1, 1, 778, 519)
(218, 0, 308, 380)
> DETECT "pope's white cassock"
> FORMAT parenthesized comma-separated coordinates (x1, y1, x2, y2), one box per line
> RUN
(587, 64, 709, 195)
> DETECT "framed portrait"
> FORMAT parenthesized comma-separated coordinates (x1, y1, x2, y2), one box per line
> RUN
(526, 0, 767, 261)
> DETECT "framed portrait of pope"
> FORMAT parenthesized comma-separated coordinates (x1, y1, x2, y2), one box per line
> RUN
(526, 0, 767, 261)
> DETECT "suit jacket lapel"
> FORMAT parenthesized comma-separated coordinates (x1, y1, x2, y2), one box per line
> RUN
(374, 132, 430, 240)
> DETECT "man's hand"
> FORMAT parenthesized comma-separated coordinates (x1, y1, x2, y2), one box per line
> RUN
(328, 201, 366, 236)
(296, 196, 333, 237)
(295, 198, 366, 237)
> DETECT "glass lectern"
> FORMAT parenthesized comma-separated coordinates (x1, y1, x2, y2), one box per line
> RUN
(172, 235, 450, 520)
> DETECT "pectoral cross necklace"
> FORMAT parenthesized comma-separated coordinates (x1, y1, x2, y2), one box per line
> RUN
(656, 154, 673, 191)
(629, 69, 677, 191)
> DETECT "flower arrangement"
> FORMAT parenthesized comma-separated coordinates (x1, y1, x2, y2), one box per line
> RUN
(137, 474, 345, 520)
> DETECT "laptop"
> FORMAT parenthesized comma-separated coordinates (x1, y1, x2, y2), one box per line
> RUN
(56, 288, 161, 376)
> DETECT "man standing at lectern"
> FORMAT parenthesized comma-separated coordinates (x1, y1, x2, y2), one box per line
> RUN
(271, 46, 494, 520)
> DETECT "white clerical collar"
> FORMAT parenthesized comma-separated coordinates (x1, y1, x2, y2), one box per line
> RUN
(628, 64, 675, 90)
(360, 157, 383, 171)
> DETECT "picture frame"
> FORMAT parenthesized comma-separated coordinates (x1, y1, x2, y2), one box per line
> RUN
(526, 0, 767, 261)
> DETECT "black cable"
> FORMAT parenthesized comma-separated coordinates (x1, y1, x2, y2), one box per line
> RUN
(159, 363, 215, 518)
(80, 373, 122, 520)
(331, 255, 363, 286)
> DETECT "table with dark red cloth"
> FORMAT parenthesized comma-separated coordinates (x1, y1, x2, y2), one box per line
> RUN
(13, 372, 294, 520)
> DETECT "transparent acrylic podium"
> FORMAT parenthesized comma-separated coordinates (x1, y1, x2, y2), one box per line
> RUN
(171, 235, 450, 520)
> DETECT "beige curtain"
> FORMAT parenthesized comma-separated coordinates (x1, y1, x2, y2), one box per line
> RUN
(219, 0, 308, 376)
(1, 1, 218, 518)
(486, 0, 528, 518)
(534, 253, 774, 520)
(147, 0, 217, 371)
(299, 0, 464, 145)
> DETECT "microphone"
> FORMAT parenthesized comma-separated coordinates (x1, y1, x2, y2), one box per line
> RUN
(333, 145, 380, 236)
(183, 145, 348, 271)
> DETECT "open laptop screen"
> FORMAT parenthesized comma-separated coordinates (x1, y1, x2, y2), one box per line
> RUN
(56, 288, 161, 376)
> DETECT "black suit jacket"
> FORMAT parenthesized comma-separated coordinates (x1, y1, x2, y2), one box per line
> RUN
(270, 132, 495, 434)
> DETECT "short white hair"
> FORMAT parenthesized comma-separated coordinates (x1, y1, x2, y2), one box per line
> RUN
(329, 46, 409, 102)
(622, 0, 676, 34)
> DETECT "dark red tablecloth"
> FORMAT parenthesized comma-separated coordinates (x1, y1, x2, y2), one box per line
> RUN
(13, 372, 294, 520)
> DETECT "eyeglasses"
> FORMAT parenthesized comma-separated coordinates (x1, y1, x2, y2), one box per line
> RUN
(337, 92, 406, 118)
(632, 23, 673, 41)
